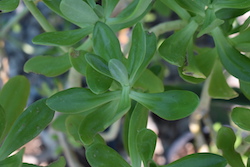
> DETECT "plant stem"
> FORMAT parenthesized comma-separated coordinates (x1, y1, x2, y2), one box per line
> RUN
(189, 76, 211, 152)
(0, 7, 29, 38)
(149, 20, 187, 37)
(22, 0, 55, 32)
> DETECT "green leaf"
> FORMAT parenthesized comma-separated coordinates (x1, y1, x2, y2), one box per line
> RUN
(240, 80, 250, 100)
(137, 129, 157, 166)
(32, 27, 92, 46)
(69, 49, 88, 76)
(108, 0, 153, 30)
(159, 20, 199, 67)
(93, 22, 123, 61)
(109, 59, 129, 86)
(133, 69, 164, 93)
(130, 90, 199, 120)
(216, 8, 250, 20)
(197, 8, 224, 37)
(78, 101, 119, 145)
(216, 126, 245, 167)
(66, 115, 85, 142)
(212, 27, 250, 82)
(86, 143, 131, 167)
(208, 60, 238, 100)
(175, 0, 206, 16)
(60, 0, 99, 27)
(128, 23, 146, 83)
(103, 0, 119, 18)
(0, 148, 24, 167)
(24, 54, 71, 77)
(128, 104, 149, 167)
(85, 53, 112, 78)
(232, 107, 250, 131)
(43, 0, 64, 16)
(46, 88, 120, 114)
(52, 114, 69, 133)
(0, 76, 30, 143)
(22, 156, 66, 167)
(0, 0, 19, 13)
(134, 31, 157, 81)
(0, 99, 55, 160)
(86, 65, 113, 94)
(163, 153, 227, 167)
(0, 105, 5, 140)
(213, 0, 250, 9)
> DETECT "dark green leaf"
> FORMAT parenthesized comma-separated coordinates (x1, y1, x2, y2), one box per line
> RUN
(86, 143, 131, 167)
(109, 59, 129, 86)
(103, 0, 119, 18)
(0, 0, 19, 13)
(128, 23, 146, 83)
(133, 69, 164, 93)
(78, 101, 119, 145)
(175, 0, 206, 16)
(46, 88, 120, 114)
(60, 0, 99, 27)
(130, 90, 199, 120)
(240, 80, 250, 100)
(178, 67, 205, 84)
(0, 105, 5, 140)
(208, 60, 238, 100)
(137, 129, 157, 166)
(163, 153, 227, 167)
(85, 53, 112, 78)
(0, 99, 55, 160)
(69, 49, 88, 76)
(66, 115, 85, 142)
(32, 27, 92, 46)
(216, 8, 250, 20)
(0, 148, 24, 167)
(213, 0, 250, 9)
(86, 65, 113, 94)
(212, 27, 250, 82)
(231, 107, 250, 131)
(128, 104, 149, 167)
(159, 20, 199, 67)
(52, 114, 69, 133)
(93, 22, 123, 61)
(24, 54, 71, 77)
(0, 76, 30, 143)
(43, 0, 64, 16)
(216, 126, 245, 167)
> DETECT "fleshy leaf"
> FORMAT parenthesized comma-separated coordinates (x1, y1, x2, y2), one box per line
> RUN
(130, 90, 199, 120)
(0, 99, 55, 160)
(109, 59, 129, 86)
(137, 129, 157, 167)
(208, 60, 238, 100)
(52, 114, 69, 133)
(212, 27, 250, 82)
(133, 69, 164, 93)
(86, 65, 113, 94)
(127, 23, 146, 83)
(24, 54, 71, 77)
(78, 101, 119, 146)
(0, 0, 19, 13)
(43, 0, 64, 16)
(128, 104, 149, 167)
(66, 115, 85, 143)
(240, 80, 250, 100)
(0, 148, 24, 167)
(69, 49, 88, 76)
(46, 88, 120, 114)
(60, 0, 99, 27)
(175, 0, 206, 16)
(103, 0, 119, 18)
(213, 0, 250, 9)
(159, 20, 199, 67)
(85, 53, 111, 78)
(216, 126, 245, 167)
(0, 105, 5, 140)
(86, 143, 131, 167)
(231, 107, 250, 131)
(163, 153, 227, 167)
(93, 22, 123, 61)
(0, 76, 30, 143)
(32, 27, 92, 46)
